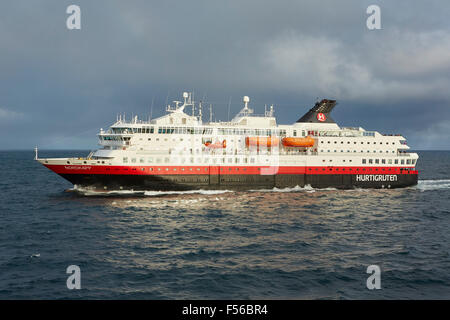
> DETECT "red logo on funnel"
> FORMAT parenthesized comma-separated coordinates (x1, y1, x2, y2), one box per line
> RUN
(317, 113, 326, 122)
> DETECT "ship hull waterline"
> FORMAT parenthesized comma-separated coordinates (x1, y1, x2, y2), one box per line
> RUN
(55, 172, 418, 191)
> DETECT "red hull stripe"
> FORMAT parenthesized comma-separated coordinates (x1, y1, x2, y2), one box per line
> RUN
(45, 165, 418, 176)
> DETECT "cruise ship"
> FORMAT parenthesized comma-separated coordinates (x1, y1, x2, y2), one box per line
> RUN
(36, 92, 418, 190)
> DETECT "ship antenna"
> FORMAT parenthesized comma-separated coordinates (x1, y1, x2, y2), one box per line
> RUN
(34, 146, 38, 160)
(149, 96, 154, 121)
(198, 100, 202, 120)
(209, 104, 213, 123)
(227, 97, 232, 121)
(191, 92, 195, 116)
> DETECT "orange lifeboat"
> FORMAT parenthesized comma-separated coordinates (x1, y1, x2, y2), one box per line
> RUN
(205, 140, 226, 149)
(245, 137, 280, 147)
(282, 136, 315, 147)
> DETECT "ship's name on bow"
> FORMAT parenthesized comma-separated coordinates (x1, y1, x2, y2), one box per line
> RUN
(64, 166, 92, 170)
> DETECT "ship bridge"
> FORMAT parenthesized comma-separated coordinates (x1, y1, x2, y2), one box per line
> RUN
(231, 96, 277, 127)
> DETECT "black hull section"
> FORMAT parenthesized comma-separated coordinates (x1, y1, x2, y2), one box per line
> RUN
(60, 173, 418, 191)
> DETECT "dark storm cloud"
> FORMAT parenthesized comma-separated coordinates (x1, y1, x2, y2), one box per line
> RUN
(0, 0, 449, 149)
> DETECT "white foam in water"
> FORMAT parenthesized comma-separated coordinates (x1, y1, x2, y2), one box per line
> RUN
(417, 179, 450, 191)
(71, 186, 233, 196)
(71, 187, 145, 196)
(143, 190, 232, 196)
(250, 185, 316, 193)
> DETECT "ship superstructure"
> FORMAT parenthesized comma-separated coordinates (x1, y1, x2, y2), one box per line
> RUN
(37, 92, 418, 190)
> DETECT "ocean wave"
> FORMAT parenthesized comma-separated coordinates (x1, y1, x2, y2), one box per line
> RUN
(416, 179, 450, 191)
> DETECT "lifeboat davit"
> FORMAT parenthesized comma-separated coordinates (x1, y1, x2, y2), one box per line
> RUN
(205, 140, 226, 149)
(282, 136, 315, 147)
(245, 137, 280, 147)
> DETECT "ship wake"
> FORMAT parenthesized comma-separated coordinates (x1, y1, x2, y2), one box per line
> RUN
(69, 186, 233, 197)
(417, 179, 450, 191)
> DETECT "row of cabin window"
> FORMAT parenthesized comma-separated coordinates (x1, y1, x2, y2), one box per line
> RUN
(112, 127, 154, 134)
(124, 167, 259, 173)
(101, 136, 131, 141)
(114, 126, 289, 136)
(321, 150, 396, 153)
(299, 131, 376, 137)
(122, 157, 262, 164)
(321, 140, 396, 145)
(217, 128, 287, 136)
(362, 158, 416, 165)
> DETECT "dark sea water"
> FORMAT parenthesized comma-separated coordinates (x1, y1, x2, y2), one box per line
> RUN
(0, 150, 449, 299)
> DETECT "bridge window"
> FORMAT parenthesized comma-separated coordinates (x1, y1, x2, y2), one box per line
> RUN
(395, 159, 398, 164)
(362, 159, 366, 164)
(123, 157, 128, 163)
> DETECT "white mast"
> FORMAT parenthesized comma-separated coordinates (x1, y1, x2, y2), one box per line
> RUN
(209, 104, 213, 123)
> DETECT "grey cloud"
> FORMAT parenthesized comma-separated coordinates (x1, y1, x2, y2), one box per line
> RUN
(0, 0, 449, 149)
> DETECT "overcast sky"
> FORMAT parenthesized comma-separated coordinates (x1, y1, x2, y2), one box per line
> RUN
(1, 0, 449, 149)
